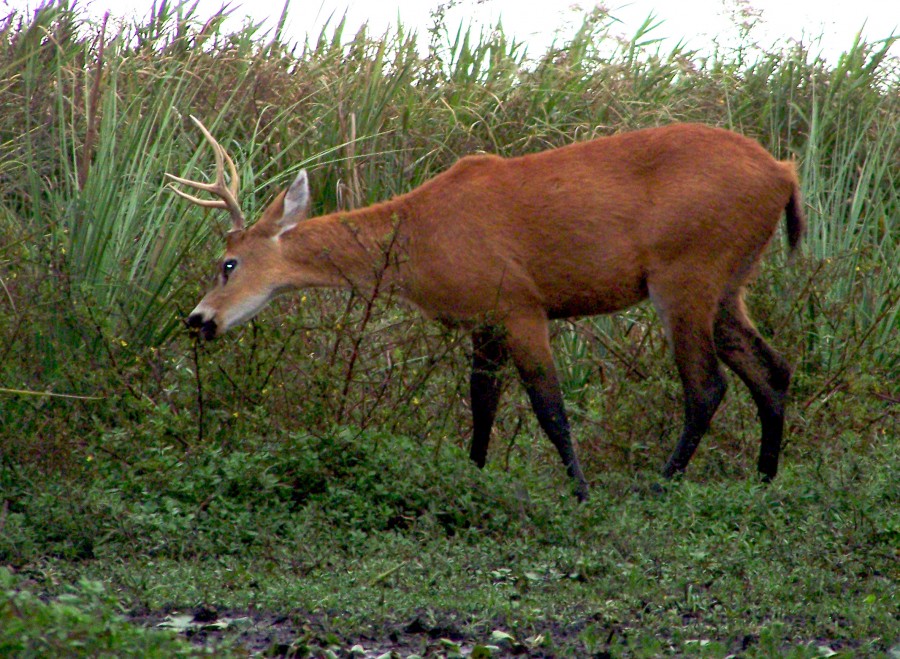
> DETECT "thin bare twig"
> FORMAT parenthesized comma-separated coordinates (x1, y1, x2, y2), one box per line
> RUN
(336, 218, 402, 421)
(191, 335, 205, 444)
(0, 387, 102, 400)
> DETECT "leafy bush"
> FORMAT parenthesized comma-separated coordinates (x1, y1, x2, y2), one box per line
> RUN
(0, 426, 550, 565)
(0, 568, 207, 657)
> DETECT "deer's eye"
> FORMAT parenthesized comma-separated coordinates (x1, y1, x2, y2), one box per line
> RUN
(222, 258, 238, 282)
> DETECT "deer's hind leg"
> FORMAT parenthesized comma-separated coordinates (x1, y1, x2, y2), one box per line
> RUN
(714, 293, 792, 481)
(649, 280, 729, 478)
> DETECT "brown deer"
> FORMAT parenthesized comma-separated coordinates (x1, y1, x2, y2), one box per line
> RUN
(169, 118, 805, 501)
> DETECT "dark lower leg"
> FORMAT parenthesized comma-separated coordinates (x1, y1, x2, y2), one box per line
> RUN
(751, 335, 790, 481)
(714, 306, 791, 481)
(469, 328, 508, 468)
(504, 315, 589, 501)
(756, 410, 783, 481)
(663, 351, 728, 479)
(521, 370, 589, 502)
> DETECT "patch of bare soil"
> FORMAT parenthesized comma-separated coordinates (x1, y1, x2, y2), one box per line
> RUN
(130, 606, 604, 657)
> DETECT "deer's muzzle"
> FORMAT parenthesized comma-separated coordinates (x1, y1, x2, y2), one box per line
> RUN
(186, 312, 218, 341)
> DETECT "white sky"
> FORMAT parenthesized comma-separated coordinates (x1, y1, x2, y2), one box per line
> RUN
(3, 0, 898, 62)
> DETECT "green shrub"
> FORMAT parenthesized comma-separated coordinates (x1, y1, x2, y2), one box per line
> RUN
(0, 567, 207, 657)
(1, 426, 551, 565)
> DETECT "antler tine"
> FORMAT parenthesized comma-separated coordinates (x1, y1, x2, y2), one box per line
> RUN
(165, 115, 245, 232)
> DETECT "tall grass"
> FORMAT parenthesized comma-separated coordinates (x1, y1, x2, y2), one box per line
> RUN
(0, 1, 896, 467)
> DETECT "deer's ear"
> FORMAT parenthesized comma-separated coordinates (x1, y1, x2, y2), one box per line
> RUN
(280, 170, 310, 228)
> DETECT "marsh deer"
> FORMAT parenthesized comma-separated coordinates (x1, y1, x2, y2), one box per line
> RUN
(169, 118, 805, 501)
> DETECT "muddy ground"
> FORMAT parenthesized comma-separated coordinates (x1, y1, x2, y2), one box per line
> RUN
(132, 605, 772, 657)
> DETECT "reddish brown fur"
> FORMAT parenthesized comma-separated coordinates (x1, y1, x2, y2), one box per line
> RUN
(185, 123, 805, 501)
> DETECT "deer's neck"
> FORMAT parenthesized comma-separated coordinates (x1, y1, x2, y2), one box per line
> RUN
(282, 199, 410, 293)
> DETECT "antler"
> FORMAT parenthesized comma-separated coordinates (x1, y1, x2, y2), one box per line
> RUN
(166, 116, 245, 232)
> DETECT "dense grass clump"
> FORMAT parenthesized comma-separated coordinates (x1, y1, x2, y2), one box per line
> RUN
(0, 1, 897, 655)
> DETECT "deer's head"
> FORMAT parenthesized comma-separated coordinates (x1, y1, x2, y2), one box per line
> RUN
(167, 117, 310, 339)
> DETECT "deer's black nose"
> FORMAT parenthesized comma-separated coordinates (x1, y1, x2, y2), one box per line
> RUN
(186, 312, 203, 329)
(186, 313, 217, 340)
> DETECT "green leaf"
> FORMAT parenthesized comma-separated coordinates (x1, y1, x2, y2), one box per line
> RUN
(156, 614, 195, 633)
(470, 645, 493, 659)
(489, 630, 516, 644)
